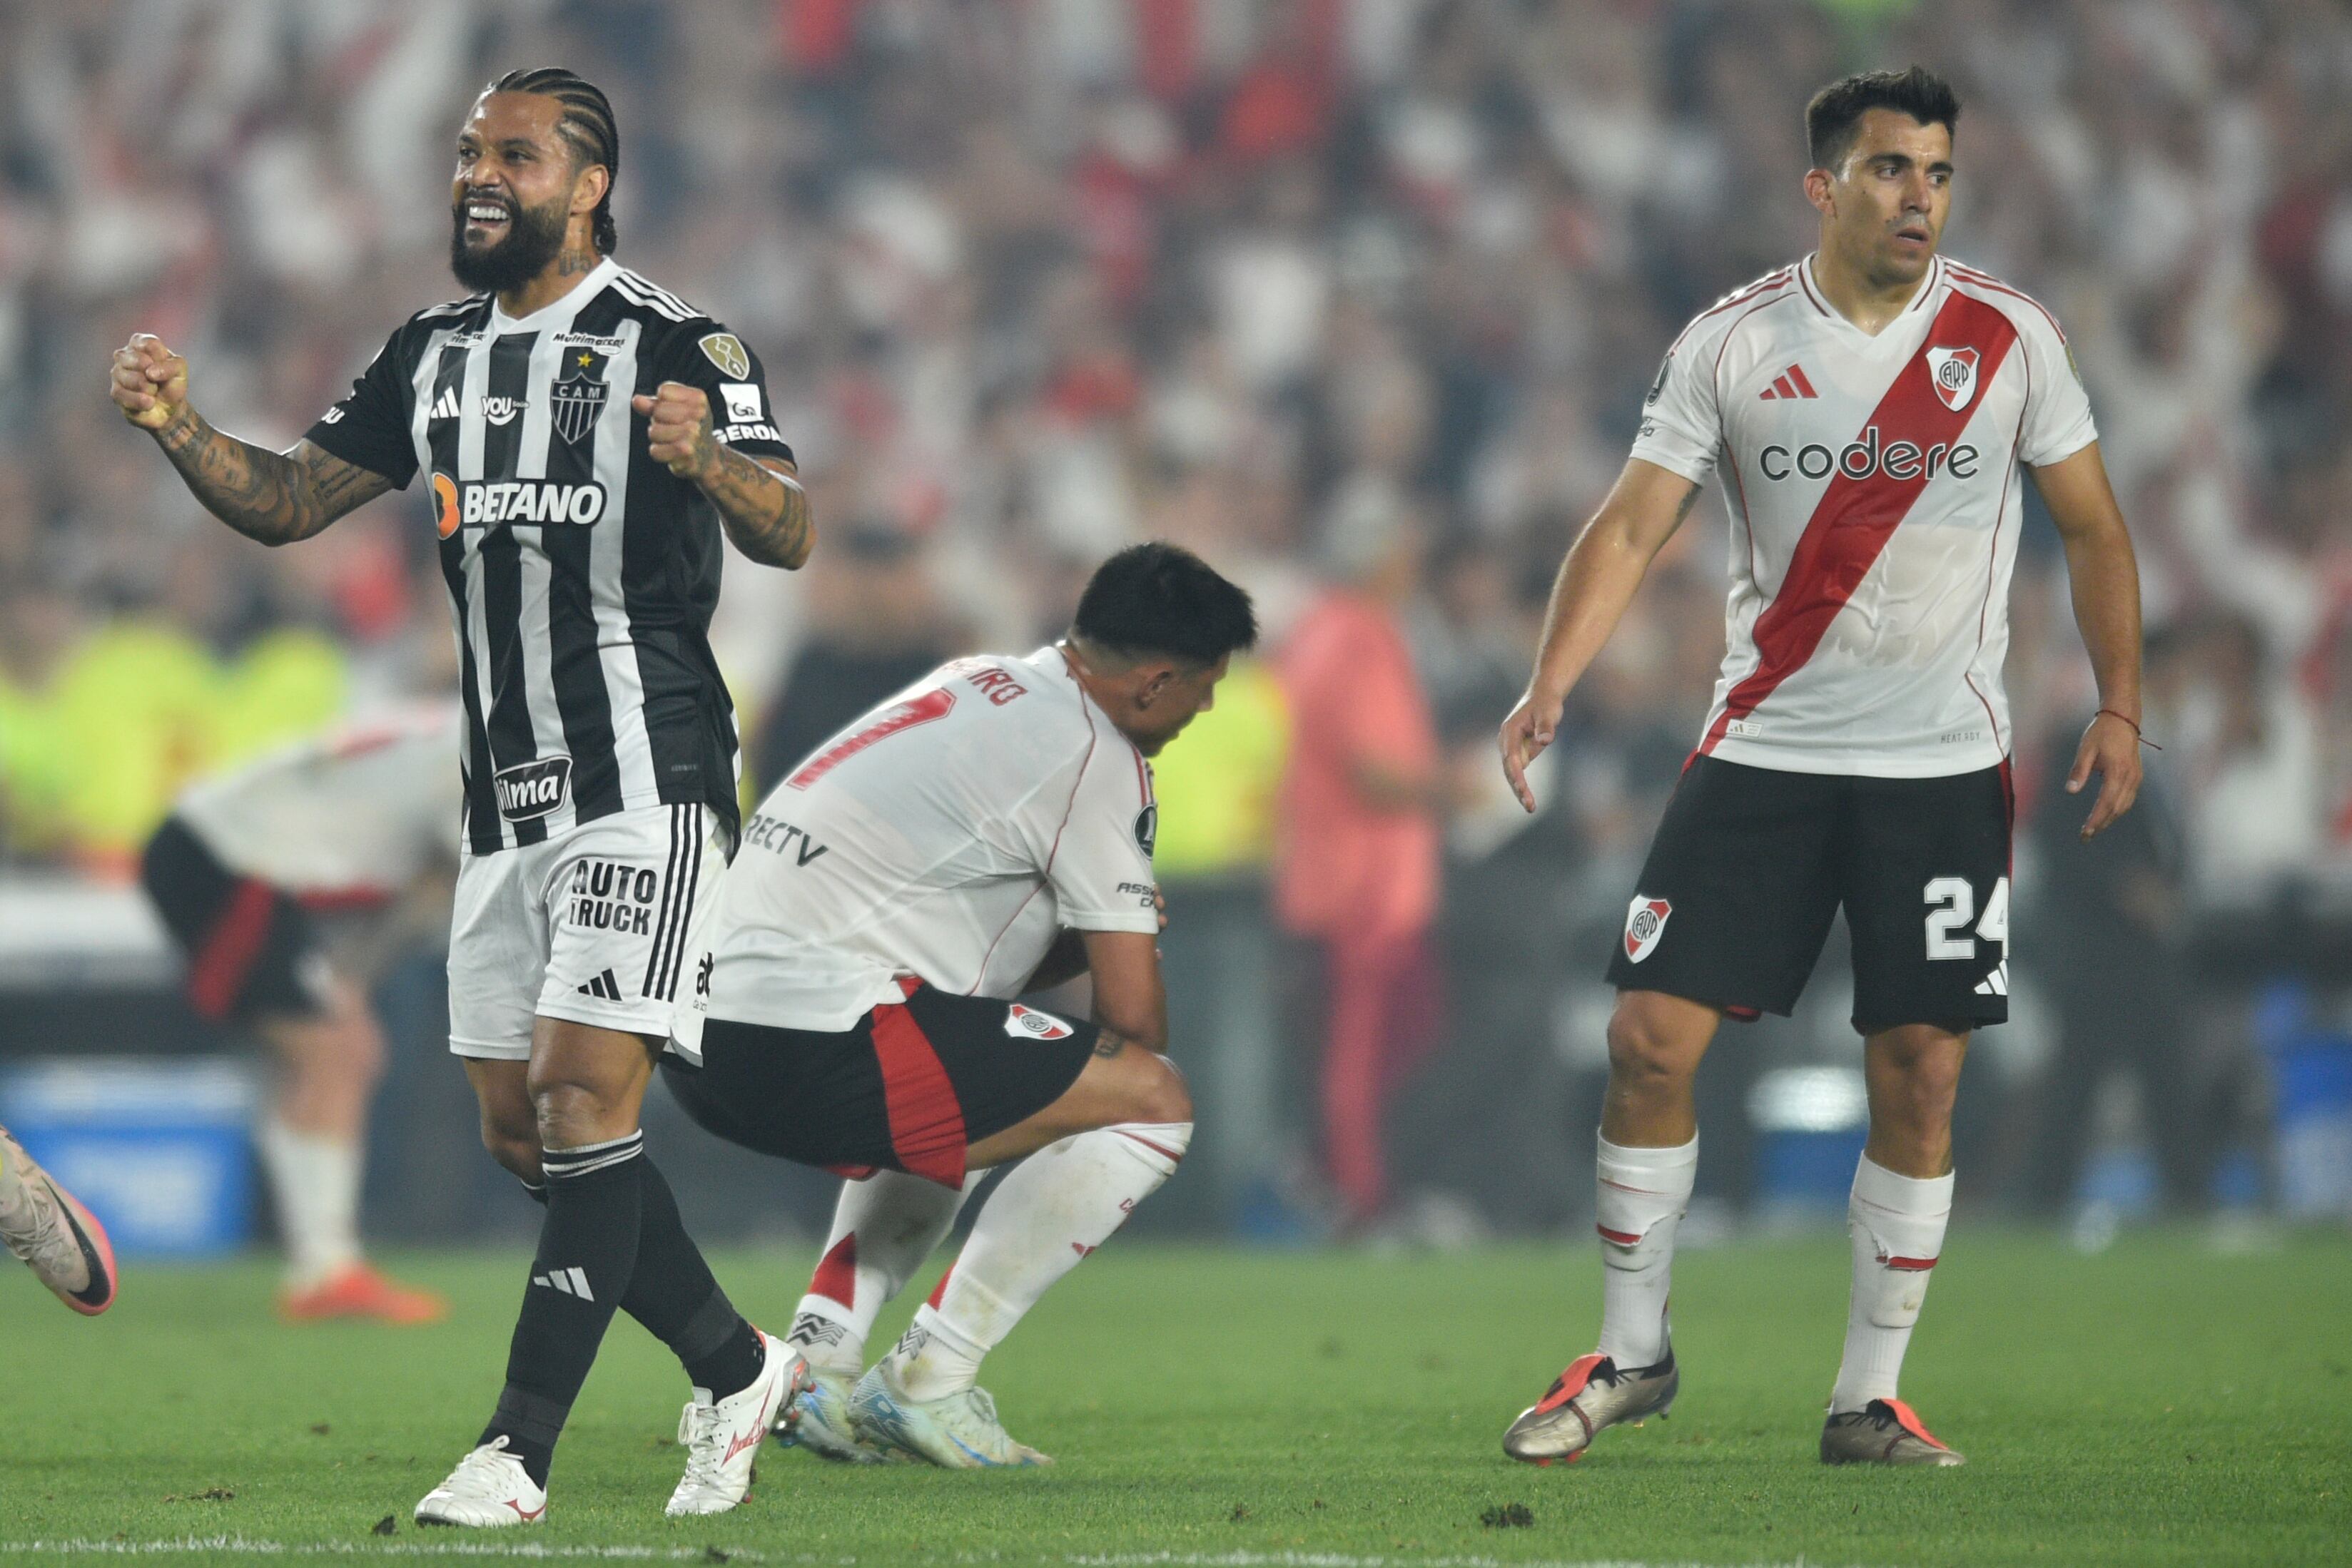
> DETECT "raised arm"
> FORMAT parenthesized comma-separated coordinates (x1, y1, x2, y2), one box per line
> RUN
(110, 335, 394, 546)
(1499, 456, 1704, 810)
(2030, 440, 2144, 839)
(634, 381, 816, 569)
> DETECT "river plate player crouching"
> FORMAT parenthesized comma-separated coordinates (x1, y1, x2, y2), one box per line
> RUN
(113, 68, 818, 1523)
(661, 544, 1256, 1468)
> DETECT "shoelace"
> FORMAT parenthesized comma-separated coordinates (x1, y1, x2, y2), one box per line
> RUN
(0, 1176, 66, 1266)
(674, 1402, 731, 1494)
(1831, 1405, 1900, 1434)
(445, 1439, 521, 1496)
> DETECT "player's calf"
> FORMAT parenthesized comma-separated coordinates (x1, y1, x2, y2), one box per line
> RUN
(862, 1106, 1193, 1465)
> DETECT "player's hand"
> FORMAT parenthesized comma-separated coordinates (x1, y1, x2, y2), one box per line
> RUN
(1153, 887, 1168, 933)
(1499, 686, 1566, 814)
(111, 334, 189, 432)
(632, 381, 715, 480)
(2067, 710, 2143, 840)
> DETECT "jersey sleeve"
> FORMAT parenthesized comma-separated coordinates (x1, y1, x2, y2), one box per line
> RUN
(1626, 323, 1724, 484)
(1038, 742, 1160, 935)
(2014, 305, 2097, 467)
(303, 326, 419, 487)
(657, 320, 796, 467)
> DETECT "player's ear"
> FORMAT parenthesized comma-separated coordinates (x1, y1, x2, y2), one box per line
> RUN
(1804, 166, 1835, 216)
(572, 161, 609, 219)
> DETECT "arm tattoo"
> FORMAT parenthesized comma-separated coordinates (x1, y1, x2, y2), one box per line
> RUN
(1092, 1031, 1128, 1059)
(696, 442, 813, 569)
(156, 415, 392, 546)
(1673, 485, 1703, 523)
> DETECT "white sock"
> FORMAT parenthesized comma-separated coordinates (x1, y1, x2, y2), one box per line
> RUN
(1592, 1134, 1697, 1370)
(256, 1117, 363, 1290)
(891, 1123, 1190, 1399)
(1831, 1155, 1954, 1413)
(789, 1169, 975, 1375)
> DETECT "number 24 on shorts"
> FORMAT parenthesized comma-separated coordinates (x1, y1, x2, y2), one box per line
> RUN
(1922, 876, 2007, 960)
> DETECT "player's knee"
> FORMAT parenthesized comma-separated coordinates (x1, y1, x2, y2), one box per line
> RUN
(529, 1078, 624, 1151)
(1132, 1054, 1192, 1125)
(477, 1109, 542, 1180)
(482, 1128, 543, 1181)
(1606, 1004, 1698, 1092)
(1872, 1026, 1965, 1123)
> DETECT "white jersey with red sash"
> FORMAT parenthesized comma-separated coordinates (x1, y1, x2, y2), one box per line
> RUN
(1631, 254, 2096, 777)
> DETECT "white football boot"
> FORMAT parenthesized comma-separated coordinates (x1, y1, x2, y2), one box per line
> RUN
(0, 1126, 116, 1315)
(786, 1367, 898, 1464)
(414, 1436, 547, 1527)
(848, 1358, 1051, 1468)
(666, 1331, 812, 1516)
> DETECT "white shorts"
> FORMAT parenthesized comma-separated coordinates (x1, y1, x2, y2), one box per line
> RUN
(447, 803, 729, 1060)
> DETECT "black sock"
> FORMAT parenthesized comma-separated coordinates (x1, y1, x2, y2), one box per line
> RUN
(521, 1156, 762, 1398)
(479, 1132, 645, 1487)
(623, 1156, 765, 1398)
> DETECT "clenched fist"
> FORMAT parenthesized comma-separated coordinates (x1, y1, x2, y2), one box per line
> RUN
(631, 381, 715, 481)
(111, 334, 190, 432)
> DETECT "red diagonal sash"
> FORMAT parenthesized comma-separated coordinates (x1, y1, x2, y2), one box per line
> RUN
(1700, 291, 2019, 755)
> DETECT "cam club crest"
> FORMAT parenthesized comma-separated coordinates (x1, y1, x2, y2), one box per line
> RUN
(549, 347, 611, 446)
(1623, 895, 1672, 963)
(1925, 345, 1979, 412)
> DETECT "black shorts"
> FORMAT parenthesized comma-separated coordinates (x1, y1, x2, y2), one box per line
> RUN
(1604, 757, 2013, 1033)
(659, 984, 1098, 1189)
(139, 815, 328, 1024)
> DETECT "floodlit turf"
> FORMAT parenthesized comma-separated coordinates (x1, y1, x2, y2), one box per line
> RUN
(1, 1232, 2346, 1566)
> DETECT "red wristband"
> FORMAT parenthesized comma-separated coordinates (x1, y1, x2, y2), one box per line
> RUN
(2095, 708, 2159, 750)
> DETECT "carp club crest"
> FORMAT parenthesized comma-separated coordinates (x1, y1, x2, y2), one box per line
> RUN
(1623, 895, 1672, 962)
(1925, 345, 1979, 412)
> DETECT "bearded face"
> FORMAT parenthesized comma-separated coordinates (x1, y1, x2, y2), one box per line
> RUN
(450, 183, 572, 295)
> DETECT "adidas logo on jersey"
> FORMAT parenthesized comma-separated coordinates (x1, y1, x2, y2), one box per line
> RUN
(428, 387, 462, 419)
(1974, 961, 2008, 997)
(577, 968, 624, 1002)
(1759, 364, 1818, 399)
(532, 1267, 595, 1300)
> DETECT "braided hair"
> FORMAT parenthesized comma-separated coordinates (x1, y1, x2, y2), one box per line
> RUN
(490, 66, 619, 254)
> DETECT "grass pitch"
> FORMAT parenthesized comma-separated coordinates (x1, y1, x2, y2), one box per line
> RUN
(1, 1231, 2346, 1566)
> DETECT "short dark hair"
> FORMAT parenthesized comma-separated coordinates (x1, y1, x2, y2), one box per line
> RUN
(490, 66, 620, 255)
(1072, 543, 1257, 668)
(1805, 66, 1960, 171)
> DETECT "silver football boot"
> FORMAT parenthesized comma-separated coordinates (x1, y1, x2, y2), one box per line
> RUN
(784, 1366, 898, 1464)
(1820, 1398, 1965, 1466)
(849, 1358, 1051, 1468)
(1501, 1344, 1678, 1465)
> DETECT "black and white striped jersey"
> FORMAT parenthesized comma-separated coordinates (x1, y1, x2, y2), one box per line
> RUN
(304, 258, 793, 855)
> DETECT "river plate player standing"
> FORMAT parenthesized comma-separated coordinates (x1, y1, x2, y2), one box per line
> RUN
(1496, 67, 2146, 1468)
(111, 68, 816, 1524)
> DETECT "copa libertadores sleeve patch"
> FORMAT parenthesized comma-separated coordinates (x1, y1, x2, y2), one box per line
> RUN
(697, 332, 750, 379)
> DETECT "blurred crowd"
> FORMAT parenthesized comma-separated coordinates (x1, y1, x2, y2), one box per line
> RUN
(2, 0, 2350, 1235)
